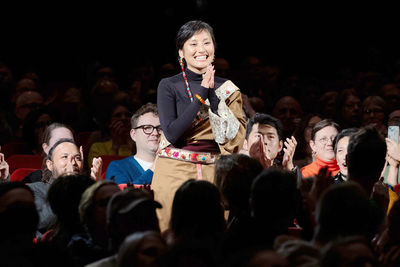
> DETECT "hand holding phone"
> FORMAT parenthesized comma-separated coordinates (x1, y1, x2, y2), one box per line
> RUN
(388, 126, 399, 144)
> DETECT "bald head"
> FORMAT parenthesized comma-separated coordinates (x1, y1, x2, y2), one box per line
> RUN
(15, 91, 44, 120)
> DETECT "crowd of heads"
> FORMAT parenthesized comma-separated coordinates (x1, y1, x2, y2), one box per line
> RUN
(2, 20, 400, 266)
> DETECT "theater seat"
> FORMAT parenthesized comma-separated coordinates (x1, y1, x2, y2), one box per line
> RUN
(99, 155, 129, 180)
(7, 154, 44, 174)
(117, 184, 148, 190)
(1, 141, 30, 159)
(10, 168, 39, 182)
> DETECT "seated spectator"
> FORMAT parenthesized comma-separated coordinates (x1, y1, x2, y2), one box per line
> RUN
(384, 118, 400, 186)
(347, 127, 387, 197)
(247, 250, 289, 267)
(320, 235, 377, 267)
(293, 113, 322, 168)
(161, 179, 225, 266)
(46, 174, 95, 249)
(318, 90, 338, 120)
(301, 119, 341, 178)
(69, 181, 120, 266)
(28, 138, 102, 234)
(79, 180, 121, 248)
(0, 182, 39, 266)
(272, 96, 303, 140)
(348, 126, 400, 216)
(313, 182, 379, 248)
(361, 95, 387, 137)
(22, 107, 53, 155)
(0, 62, 14, 112)
(249, 168, 299, 250)
(88, 97, 134, 167)
(335, 88, 361, 129)
(105, 103, 160, 184)
(373, 198, 400, 266)
(0, 181, 38, 242)
(11, 77, 38, 104)
(380, 82, 400, 115)
(23, 122, 75, 183)
(333, 128, 359, 183)
(241, 113, 297, 172)
(87, 188, 161, 267)
(117, 231, 167, 267)
(13, 90, 44, 139)
(214, 154, 263, 257)
(169, 179, 226, 245)
(275, 238, 320, 267)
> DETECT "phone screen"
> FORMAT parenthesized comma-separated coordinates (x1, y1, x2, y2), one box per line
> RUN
(388, 126, 399, 143)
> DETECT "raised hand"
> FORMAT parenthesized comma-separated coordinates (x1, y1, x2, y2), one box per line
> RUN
(0, 151, 10, 181)
(110, 119, 130, 153)
(282, 136, 297, 171)
(90, 157, 103, 181)
(201, 64, 215, 89)
(386, 138, 400, 162)
(371, 177, 389, 214)
(249, 134, 273, 168)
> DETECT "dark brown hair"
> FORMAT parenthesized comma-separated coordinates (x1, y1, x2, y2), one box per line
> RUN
(311, 119, 340, 141)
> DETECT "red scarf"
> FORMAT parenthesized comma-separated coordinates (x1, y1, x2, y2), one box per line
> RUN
(301, 156, 340, 178)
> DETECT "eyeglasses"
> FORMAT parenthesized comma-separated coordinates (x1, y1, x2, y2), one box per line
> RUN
(317, 136, 336, 145)
(134, 125, 162, 135)
(364, 108, 384, 114)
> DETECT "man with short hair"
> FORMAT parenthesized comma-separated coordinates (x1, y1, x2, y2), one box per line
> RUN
(105, 103, 161, 185)
(347, 126, 398, 214)
(347, 127, 386, 196)
(241, 113, 297, 171)
(28, 138, 102, 233)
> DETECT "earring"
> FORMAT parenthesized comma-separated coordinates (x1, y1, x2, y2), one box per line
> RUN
(179, 57, 184, 70)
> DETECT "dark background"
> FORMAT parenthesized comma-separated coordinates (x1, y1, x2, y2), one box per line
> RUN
(1, 2, 399, 87)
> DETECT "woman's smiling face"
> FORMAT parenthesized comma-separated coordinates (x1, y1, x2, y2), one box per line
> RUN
(336, 136, 350, 175)
(310, 126, 339, 161)
(179, 30, 215, 74)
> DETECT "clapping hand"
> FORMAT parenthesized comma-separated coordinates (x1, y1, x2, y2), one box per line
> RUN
(201, 64, 215, 89)
(386, 138, 400, 162)
(90, 157, 103, 181)
(249, 134, 273, 168)
(0, 149, 10, 181)
(282, 136, 297, 171)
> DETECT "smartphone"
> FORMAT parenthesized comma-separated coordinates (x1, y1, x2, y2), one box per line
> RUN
(388, 126, 399, 143)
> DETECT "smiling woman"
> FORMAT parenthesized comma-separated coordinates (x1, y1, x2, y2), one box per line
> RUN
(300, 119, 341, 178)
(151, 20, 246, 231)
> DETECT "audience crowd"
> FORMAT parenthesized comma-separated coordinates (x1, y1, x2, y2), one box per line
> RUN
(2, 52, 400, 266)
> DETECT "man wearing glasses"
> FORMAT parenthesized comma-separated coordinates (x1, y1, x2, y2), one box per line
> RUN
(105, 103, 161, 185)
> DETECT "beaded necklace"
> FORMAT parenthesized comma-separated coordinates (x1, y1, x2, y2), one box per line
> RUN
(179, 57, 194, 102)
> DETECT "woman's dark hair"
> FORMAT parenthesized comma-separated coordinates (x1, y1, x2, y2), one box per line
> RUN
(176, 20, 216, 52)
(214, 154, 263, 216)
(315, 182, 372, 245)
(47, 174, 95, 248)
(47, 174, 95, 228)
(170, 179, 225, 240)
(311, 119, 340, 141)
(333, 128, 359, 154)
